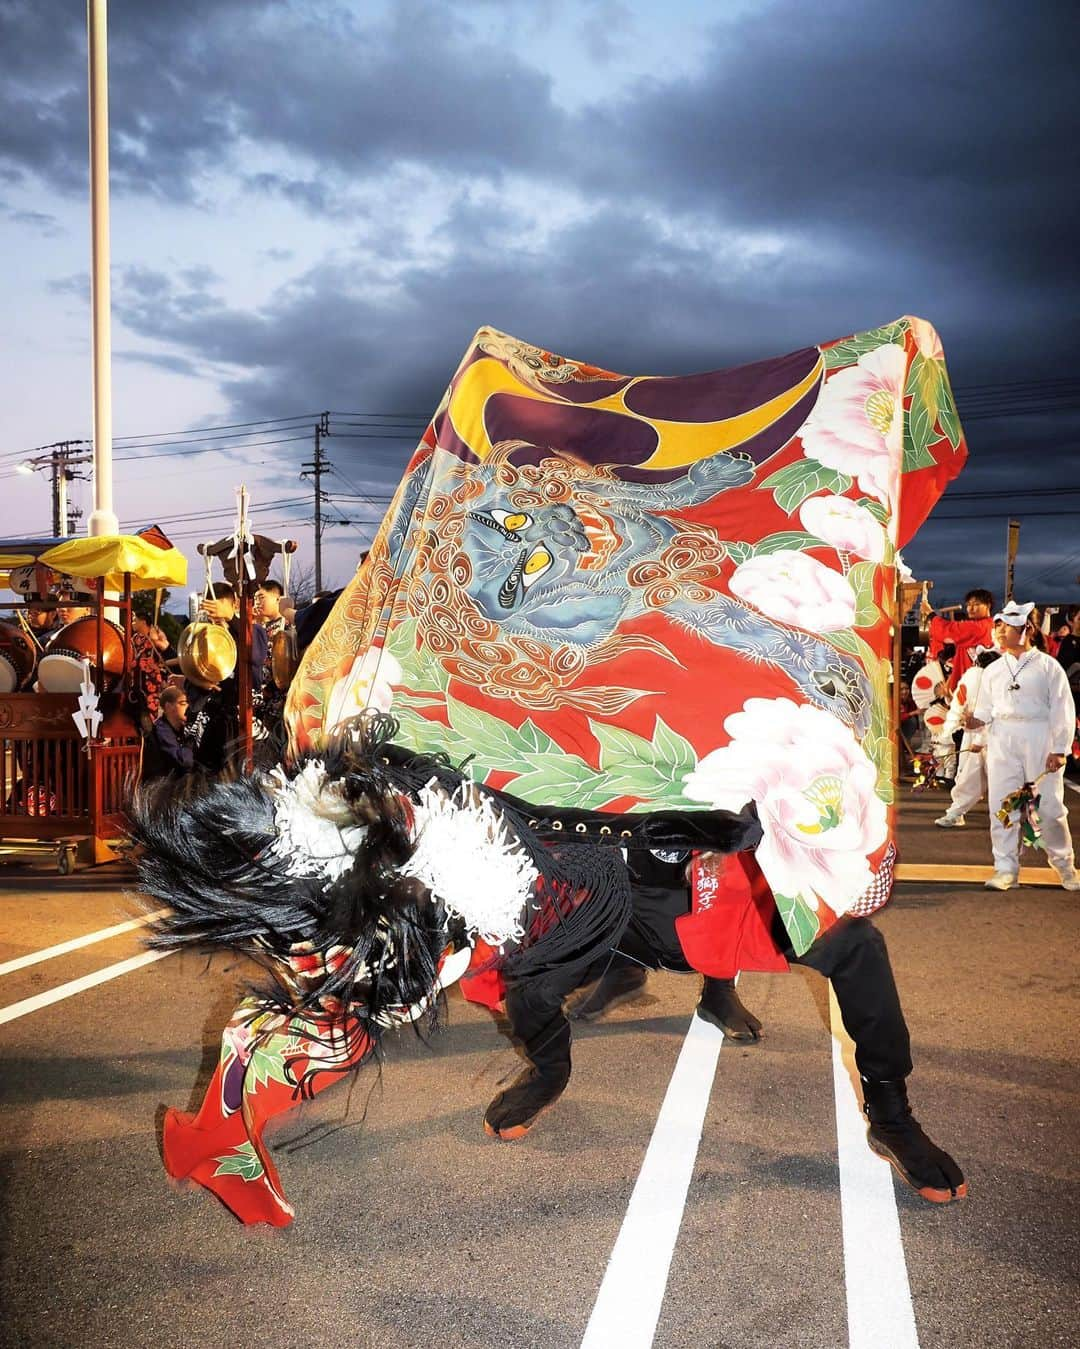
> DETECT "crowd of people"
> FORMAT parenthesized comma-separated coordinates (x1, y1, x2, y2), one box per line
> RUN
(901, 591, 1079, 890)
(138, 578, 293, 781)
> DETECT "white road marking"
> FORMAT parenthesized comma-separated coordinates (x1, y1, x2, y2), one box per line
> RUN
(0, 949, 173, 1026)
(1065, 779, 1080, 795)
(581, 1012, 725, 1348)
(0, 910, 166, 977)
(829, 986, 919, 1349)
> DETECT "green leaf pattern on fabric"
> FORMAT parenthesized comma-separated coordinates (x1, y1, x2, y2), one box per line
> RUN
(902, 353, 941, 471)
(757, 460, 853, 514)
(749, 530, 829, 556)
(386, 617, 450, 698)
(822, 319, 910, 370)
(212, 1141, 265, 1182)
(773, 892, 821, 956)
(856, 496, 889, 525)
(245, 1043, 292, 1094)
(847, 560, 881, 627)
(393, 696, 699, 812)
(723, 540, 754, 565)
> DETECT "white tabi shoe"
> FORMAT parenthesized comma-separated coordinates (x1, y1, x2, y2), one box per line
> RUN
(1052, 866, 1080, 892)
(935, 814, 965, 828)
(985, 872, 1019, 891)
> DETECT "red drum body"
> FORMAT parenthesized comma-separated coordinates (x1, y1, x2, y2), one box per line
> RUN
(38, 617, 127, 693)
(0, 620, 38, 693)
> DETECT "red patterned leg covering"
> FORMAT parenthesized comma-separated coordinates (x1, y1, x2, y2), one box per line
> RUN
(163, 999, 372, 1226)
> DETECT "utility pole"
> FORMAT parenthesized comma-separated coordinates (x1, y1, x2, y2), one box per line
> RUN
(16, 441, 93, 537)
(300, 413, 331, 593)
(1005, 519, 1020, 604)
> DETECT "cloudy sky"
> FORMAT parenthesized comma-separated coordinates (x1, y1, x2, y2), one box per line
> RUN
(1, 0, 1077, 606)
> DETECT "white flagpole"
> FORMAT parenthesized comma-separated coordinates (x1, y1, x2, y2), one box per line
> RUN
(87, 0, 118, 537)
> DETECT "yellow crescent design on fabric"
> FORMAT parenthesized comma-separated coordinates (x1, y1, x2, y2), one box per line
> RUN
(446, 353, 824, 470)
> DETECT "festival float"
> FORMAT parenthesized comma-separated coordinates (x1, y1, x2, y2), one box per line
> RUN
(0, 531, 185, 871)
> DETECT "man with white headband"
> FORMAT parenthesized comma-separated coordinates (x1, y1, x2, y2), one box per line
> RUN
(966, 601, 1079, 890)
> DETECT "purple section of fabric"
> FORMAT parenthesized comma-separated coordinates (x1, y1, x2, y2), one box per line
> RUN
(432, 409, 479, 464)
(722, 378, 822, 470)
(622, 346, 820, 421)
(483, 394, 659, 466)
(541, 374, 633, 403)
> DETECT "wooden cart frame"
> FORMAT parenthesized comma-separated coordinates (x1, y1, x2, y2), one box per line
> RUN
(0, 535, 185, 871)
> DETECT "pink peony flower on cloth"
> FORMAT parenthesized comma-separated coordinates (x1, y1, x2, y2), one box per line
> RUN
(683, 697, 888, 916)
(799, 494, 886, 562)
(729, 549, 855, 631)
(800, 342, 907, 506)
(325, 648, 403, 730)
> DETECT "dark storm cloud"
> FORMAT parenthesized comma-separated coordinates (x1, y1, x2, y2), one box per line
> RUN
(109, 192, 1079, 602)
(9, 0, 1077, 595)
(7, 0, 1076, 371)
(0, 0, 256, 199)
(0, 0, 570, 201)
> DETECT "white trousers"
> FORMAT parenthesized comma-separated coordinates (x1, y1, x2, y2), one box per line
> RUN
(948, 736, 987, 816)
(931, 731, 957, 781)
(986, 721, 1075, 874)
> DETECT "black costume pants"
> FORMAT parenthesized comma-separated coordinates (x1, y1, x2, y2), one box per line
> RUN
(789, 916, 912, 1082)
(504, 867, 912, 1086)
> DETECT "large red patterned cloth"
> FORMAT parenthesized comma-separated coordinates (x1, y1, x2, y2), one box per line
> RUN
(288, 318, 965, 955)
(929, 613, 994, 688)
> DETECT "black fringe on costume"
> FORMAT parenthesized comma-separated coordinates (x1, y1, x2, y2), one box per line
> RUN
(130, 712, 761, 1032)
(130, 716, 447, 1036)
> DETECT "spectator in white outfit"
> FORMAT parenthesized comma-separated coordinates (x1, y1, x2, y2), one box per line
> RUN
(935, 643, 1002, 827)
(966, 601, 1079, 891)
(911, 651, 956, 779)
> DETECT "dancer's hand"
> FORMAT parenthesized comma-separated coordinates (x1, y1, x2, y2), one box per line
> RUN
(963, 714, 985, 730)
(1046, 752, 1066, 772)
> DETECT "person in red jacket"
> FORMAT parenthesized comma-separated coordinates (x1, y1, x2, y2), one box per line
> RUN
(926, 588, 994, 690)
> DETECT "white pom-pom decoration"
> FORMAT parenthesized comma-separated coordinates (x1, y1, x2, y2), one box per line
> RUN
(266, 760, 368, 882)
(402, 781, 538, 947)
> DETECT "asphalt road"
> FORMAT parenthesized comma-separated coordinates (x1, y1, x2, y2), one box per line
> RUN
(1, 786, 1077, 1349)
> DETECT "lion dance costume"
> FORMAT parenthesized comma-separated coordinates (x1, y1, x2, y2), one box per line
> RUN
(135, 318, 970, 1222)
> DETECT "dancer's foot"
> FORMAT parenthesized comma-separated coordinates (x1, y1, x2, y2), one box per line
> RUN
(985, 871, 1018, 891)
(695, 977, 762, 1041)
(862, 1078, 966, 1203)
(565, 964, 648, 1022)
(484, 1066, 571, 1140)
(934, 813, 966, 827)
(1052, 864, 1080, 892)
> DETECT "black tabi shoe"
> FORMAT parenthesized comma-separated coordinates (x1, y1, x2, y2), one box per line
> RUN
(565, 964, 649, 1022)
(483, 1065, 571, 1141)
(862, 1077, 967, 1203)
(695, 977, 763, 1042)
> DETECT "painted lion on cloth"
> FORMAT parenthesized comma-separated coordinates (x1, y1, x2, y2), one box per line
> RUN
(134, 318, 969, 1224)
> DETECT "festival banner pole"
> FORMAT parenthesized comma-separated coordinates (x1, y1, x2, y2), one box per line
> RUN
(87, 0, 119, 539)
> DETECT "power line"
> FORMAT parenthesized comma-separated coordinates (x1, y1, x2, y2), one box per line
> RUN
(943, 484, 1080, 501)
(930, 509, 1080, 520)
(0, 433, 313, 477)
(120, 495, 311, 529)
(0, 415, 322, 464)
(318, 431, 424, 441)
